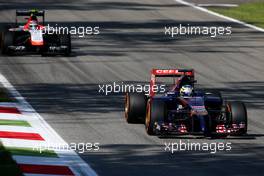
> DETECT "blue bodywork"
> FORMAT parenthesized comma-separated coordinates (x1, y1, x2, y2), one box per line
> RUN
(153, 90, 221, 134)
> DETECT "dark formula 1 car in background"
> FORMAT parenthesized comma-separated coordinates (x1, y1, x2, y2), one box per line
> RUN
(0, 10, 71, 56)
(125, 69, 247, 137)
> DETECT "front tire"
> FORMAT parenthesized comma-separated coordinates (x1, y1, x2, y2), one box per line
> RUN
(0, 32, 2, 46)
(125, 93, 147, 123)
(1, 31, 14, 55)
(59, 33, 71, 56)
(228, 101, 247, 135)
(145, 99, 167, 135)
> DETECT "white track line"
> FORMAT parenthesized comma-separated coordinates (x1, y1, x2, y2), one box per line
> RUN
(0, 102, 19, 107)
(197, 4, 238, 7)
(13, 155, 72, 166)
(0, 113, 29, 120)
(0, 126, 37, 133)
(0, 73, 97, 176)
(176, 0, 264, 32)
(1, 138, 47, 148)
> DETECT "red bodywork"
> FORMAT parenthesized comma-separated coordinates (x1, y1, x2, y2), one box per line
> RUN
(23, 16, 44, 30)
(23, 16, 45, 46)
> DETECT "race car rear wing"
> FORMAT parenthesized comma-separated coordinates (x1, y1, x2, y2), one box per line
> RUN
(149, 69, 195, 97)
(15, 10, 45, 25)
(16, 10, 45, 16)
(151, 69, 194, 77)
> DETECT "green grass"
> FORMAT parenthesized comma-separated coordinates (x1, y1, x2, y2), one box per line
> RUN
(0, 120, 31, 127)
(209, 2, 264, 28)
(6, 147, 58, 158)
(0, 143, 23, 176)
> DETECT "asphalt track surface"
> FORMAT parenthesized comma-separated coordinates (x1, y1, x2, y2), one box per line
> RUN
(0, 0, 264, 176)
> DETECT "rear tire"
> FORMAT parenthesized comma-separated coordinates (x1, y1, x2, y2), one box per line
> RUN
(125, 93, 147, 123)
(60, 33, 71, 56)
(228, 101, 247, 135)
(1, 31, 14, 55)
(0, 32, 2, 46)
(145, 99, 167, 135)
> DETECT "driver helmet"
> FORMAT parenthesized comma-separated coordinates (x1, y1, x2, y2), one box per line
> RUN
(29, 20, 38, 30)
(180, 85, 193, 98)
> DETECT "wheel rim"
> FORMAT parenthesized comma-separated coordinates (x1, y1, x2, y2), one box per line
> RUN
(125, 93, 129, 120)
(145, 103, 151, 131)
(226, 103, 231, 124)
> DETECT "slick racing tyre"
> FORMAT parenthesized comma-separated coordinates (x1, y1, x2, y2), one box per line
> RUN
(0, 32, 2, 46)
(59, 33, 71, 56)
(145, 99, 167, 135)
(1, 31, 14, 55)
(125, 92, 147, 123)
(228, 101, 247, 135)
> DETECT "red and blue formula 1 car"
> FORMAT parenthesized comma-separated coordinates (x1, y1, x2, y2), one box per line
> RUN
(125, 69, 247, 137)
(0, 10, 71, 56)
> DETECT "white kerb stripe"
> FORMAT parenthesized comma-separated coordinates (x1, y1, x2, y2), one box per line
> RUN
(0, 73, 97, 176)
